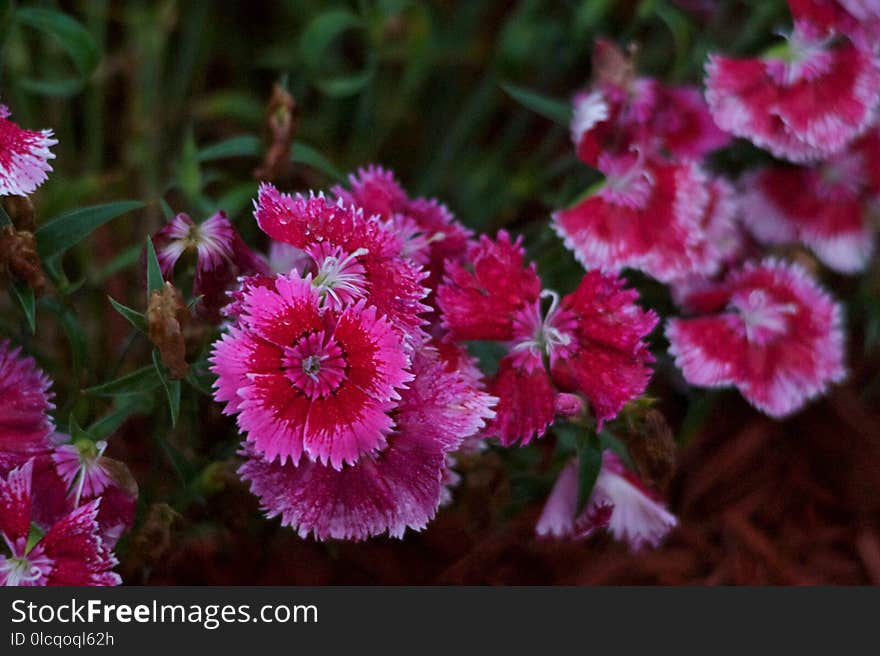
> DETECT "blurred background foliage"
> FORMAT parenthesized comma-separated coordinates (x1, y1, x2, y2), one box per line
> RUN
(7, 0, 878, 582)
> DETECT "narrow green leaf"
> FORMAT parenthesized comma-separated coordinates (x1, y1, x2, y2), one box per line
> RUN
(35, 201, 143, 259)
(145, 236, 164, 296)
(291, 142, 344, 181)
(85, 366, 161, 397)
(9, 281, 36, 333)
(0, 204, 12, 226)
(108, 296, 146, 333)
(500, 82, 571, 127)
(153, 350, 181, 427)
(16, 7, 100, 77)
(159, 198, 175, 221)
(40, 297, 88, 377)
(575, 431, 603, 514)
(68, 413, 95, 443)
(89, 397, 153, 440)
(176, 129, 203, 201)
(198, 135, 261, 162)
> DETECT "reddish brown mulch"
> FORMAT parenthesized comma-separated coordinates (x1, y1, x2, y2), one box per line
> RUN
(130, 376, 880, 585)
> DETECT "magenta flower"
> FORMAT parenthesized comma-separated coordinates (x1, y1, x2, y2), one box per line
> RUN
(552, 152, 717, 282)
(438, 232, 657, 444)
(0, 341, 54, 476)
(254, 184, 430, 340)
(666, 258, 846, 418)
(211, 273, 413, 469)
(153, 211, 269, 321)
(739, 131, 879, 273)
(237, 346, 495, 541)
(0, 104, 57, 197)
(438, 231, 542, 342)
(536, 452, 677, 551)
(705, 20, 880, 163)
(32, 439, 137, 549)
(332, 165, 473, 292)
(0, 460, 120, 586)
(572, 68, 728, 166)
(788, 0, 880, 48)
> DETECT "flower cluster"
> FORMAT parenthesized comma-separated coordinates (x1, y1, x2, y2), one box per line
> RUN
(210, 180, 496, 541)
(0, 342, 135, 586)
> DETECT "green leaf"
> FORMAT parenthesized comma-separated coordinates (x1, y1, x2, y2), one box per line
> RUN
(291, 142, 344, 181)
(198, 135, 261, 162)
(40, 297, 88, 377)
(300, 9, 374, 98)
(500, 82, 571, 127)
(9, 281, 36, 333)
(159, 198, 175, 221)
(575, 430, 603, 514)
(68, 413, 95, 443)
(144, 236, 164, 296)
(18, 77, 84, 98)
(153, 350, 181, 427)
(108, 296, 146, 333)
(89, 397, 153, 441)
(0, 204, 11, 227)
(176, 129, 203, 201)
(85, 366, 161, 397)
(15, 7, 100, 77)
(35, 201, 143, 260)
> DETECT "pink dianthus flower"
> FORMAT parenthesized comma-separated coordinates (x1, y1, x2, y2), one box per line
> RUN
(0, 104, 57, 197)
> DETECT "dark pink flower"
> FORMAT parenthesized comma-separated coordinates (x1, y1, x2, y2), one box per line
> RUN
(153, 211, 269, 321)
(0, 341, 54, 475)
(211, 273, 413, 469)
(31, 439, 137, 549)
(438, 237, 657, 442)
(437, 230, 542, 342)
(571, 42, 728, 165)
(788, 0, 880, 48)
(536, 452, 677, 551)
(705, 21, 880, 163)
(666, 258, 846, 417)
(332, 165, 473, 293)
(549, 272, 658, 428)
(740, 132, 879, 273)
(237, 346, 495, 541)
(0, 460, 120, 586)
(0, 104, 57, 196)
(552, 152, 713, 282)
(254, 184, 430, 340)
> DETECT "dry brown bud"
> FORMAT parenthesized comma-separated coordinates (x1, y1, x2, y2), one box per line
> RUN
(622, 408, 677, 492)
(147, 281, 190, 379)
(254, 84, 298, 182)
(0, 226, 46, 294)
(592, 39, 638, 89)
(2, 196, 36, 231)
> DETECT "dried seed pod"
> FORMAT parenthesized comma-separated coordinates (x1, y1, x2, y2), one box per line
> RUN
(147, 281, 190, 379)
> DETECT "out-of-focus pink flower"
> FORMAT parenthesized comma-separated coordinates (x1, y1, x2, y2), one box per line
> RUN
(0, 104, 57, 197)
(153, 211, 269, 321)
(739, 131, 879, 273)
(438, 236, 657, 443)
(332, 165, 473, 293)
(552, 152, 715, 282)
(705, 21, 880, 163)
(237, 346, 495, 541)
(0, 460, 120, 586)
(0, 341, 54, 475)
(536, 452, 677, 551)
(254, 184, 429, 340)
(571, 41, 728, 166)
(666, 258, 846, 418)
(211, 273, 413, 470)
(788, 0, 880, 48)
